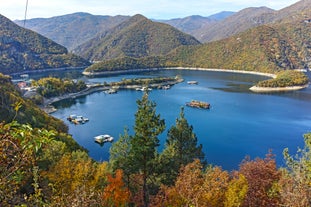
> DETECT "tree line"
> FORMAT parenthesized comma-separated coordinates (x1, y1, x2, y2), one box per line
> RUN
(1, 91, 311, 206)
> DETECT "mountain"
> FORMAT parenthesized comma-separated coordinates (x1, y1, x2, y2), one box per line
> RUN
(274, 0, 311, 22)
(73, 14, 201, 61)
(198, 7, 276, 42)
(158, 15, 216, 39)
(85, 2, 311, 74)
(158, 12, 235, 40)
(0, 14, 89, 74)
(208, 11, 236, 20)
(15, 12, 130, 50)
(194, 0, 311, 43)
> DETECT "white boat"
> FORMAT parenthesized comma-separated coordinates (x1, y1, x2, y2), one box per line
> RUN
(67, 114, 89, 124)
(137, 87, 152, 91)
(94, 134, 114, 143)
(104, 89, 117, 94)
(187, 81, 198, 85)
(161, 85, 170, 90)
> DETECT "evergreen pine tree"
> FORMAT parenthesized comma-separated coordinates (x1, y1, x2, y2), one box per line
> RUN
(129, 92, 165, 207)
(160, 107, 206, 185)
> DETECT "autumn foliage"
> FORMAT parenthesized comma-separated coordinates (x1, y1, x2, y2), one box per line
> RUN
(1, 96, 311, 206)
(102, 169, 130, 206)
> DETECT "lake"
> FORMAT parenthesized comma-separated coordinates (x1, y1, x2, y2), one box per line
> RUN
(43, 69, 311, 170)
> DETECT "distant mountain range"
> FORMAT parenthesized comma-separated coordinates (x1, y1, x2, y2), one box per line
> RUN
(85, 0, 311, 73)
(2, 0, 311, 75)
(73, 14, 201, 61)
(15, 13, 130, 51)
(0, 14, 89, 74)
(15, 11, 234, 49)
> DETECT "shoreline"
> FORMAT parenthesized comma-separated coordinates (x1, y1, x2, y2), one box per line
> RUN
(82, 67, 277, 78)
(10, 66, 86, 76)
(249, 84, 309, 92)
(38, 67, 308, 112)
(40, 77, 184, 113)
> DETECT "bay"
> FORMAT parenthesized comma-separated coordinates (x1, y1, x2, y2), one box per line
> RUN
(44, 69, 311, 170)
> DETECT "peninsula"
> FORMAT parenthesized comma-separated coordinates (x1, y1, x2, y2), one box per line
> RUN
(40, 76, 183, 113)
(249, 70, 309, 92)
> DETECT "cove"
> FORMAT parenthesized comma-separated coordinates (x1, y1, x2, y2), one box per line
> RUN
(47, 69, 311, 170)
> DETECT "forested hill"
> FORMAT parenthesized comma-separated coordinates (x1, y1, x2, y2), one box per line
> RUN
(192, 0, 311, 43)
(73, 14, 201, 61)
(85, 11, 311, 74)
(198, 7, 276, 43)
(15, 13, 130, 50)
(0, 14, 90, 74)
(0, 73, 67, 132)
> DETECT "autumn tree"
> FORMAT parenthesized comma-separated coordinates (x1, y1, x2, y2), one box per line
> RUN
(128, 92, 165, 207)
(46, 150, 108, 206)
(239, 152, 281, 207)
(224, 172, 248, 207)
(152, 159, 231, 207)
(159, 107, 206, 185)
(0, 121, 53, 206)
(153, 159, 205, 207)
(280, 133, 311, 206)
(102, 169, 130, 206)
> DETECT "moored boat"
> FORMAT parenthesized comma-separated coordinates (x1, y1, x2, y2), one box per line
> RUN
(67, 114, 89, 124)
(94, 134, 114, 144)
(187, 80, 198, 85)
(104, 89, 117, 94)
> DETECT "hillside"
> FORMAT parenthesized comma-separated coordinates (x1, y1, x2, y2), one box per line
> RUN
(158, 12, 235, 39)
(73, 14, 201, 61)
(0, 14, 89, 74)
(0, 73, 68, 132)
(15, 12, 130, 50)
(275, 0, 311, 22)
(85, 15, 311, 74)
(195, 0, 311, 43)
(198, 7, 276, 43)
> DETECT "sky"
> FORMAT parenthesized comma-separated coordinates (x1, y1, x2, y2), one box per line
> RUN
(0, 0, 301, 21)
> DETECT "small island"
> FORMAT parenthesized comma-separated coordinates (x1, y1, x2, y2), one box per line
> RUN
(250, 70, 309, 92)
(186, 100, 210, 109)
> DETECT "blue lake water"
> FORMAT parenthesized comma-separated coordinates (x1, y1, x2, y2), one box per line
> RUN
(42, 69, 311, 170)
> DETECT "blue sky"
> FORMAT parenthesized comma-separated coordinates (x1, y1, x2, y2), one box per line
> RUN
(0, 0, 300, 20)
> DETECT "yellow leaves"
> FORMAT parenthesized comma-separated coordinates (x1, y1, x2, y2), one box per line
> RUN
(46, 151, 106, 195)
(224, 173, 248, 207)
(201, 167, 229, 206)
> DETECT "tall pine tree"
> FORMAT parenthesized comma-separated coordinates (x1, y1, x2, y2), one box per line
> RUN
(159, 107, 206, 185)
(129, 92, 165, 207)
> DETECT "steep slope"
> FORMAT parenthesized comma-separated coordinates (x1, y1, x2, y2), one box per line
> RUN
(85, 13, 311, 74)
(208, 11, 236, 20)
(158, 15, 216, 38)
(195, 0, 311, 43)
(15, 13, 130, 50)
(274, 0, 311, 22)
(0, 14, 89, 74)
(158, 12, 235, 39)
(199, 7, 276, 42)
(0, 73, 67, 132)
(168, 23, 310, 72)
(73, 14, 201, 61)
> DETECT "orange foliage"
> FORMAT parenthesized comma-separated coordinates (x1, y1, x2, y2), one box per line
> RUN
(102, 169, 130, 207)
(151, 159, 230, 207)
(239, 152, 281, 207)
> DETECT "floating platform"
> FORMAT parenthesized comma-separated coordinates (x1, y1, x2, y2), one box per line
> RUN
(186, 100, 210, 109)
